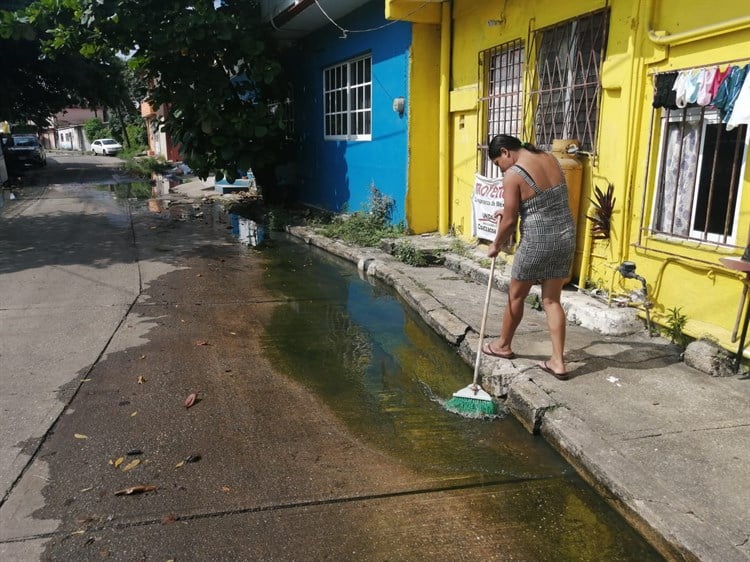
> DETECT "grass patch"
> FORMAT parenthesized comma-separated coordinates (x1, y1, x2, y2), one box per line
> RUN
(317, 212, 406, 247)
(393, 240, 429, 267)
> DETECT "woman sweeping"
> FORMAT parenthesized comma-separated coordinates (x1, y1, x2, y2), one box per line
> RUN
(483, 134, 576, 380)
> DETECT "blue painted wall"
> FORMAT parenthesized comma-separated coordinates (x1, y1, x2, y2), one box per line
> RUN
(286, 1, 411, 225)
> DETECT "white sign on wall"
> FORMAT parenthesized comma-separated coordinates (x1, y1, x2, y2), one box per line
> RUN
(471, 174, 505, 241)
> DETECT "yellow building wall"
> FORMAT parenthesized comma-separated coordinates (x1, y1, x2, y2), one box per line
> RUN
(446, 0, 750, 354)
(405, 23, 441, 234)
(617, 2, 750, 350)
(449, 0, 611, 244)
(390, 0, 750, 353)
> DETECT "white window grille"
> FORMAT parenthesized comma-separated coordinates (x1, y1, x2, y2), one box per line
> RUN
(323, 55, 372, 141)
(651, 106, 747, 245)
(478, 39, 525, 178)
(525, 9, 609, 152)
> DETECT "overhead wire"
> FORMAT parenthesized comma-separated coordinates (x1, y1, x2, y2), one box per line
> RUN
(311, 0, 430, 38)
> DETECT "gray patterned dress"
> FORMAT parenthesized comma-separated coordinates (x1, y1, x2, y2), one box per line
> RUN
(509, 164, 575, 282)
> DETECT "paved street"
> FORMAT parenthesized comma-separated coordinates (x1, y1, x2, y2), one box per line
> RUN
(0, 155, 660, 560)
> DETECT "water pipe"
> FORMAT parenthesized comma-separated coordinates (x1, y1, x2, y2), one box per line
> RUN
(617, 261, 654, 335)
(578, 202, 597, 292)
(646, 0, 750, 46)
(438, 1, 451, 235)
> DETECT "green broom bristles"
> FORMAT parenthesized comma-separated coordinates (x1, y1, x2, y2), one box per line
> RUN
(444, 395, 497, 418)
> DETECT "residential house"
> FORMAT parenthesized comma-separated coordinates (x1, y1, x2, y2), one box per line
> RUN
(267, 1, 750, 358)
(44, 107, 109, 151)
(140, 101, 181, 162)
(264, 0, 439, 229)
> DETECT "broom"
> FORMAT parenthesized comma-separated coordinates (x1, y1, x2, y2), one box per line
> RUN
(444, 236, 499, 417)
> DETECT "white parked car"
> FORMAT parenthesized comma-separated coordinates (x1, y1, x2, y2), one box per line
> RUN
(91, 138, 123, 156)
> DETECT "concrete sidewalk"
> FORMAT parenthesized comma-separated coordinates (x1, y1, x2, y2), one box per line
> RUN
(286, 226, 750, 562)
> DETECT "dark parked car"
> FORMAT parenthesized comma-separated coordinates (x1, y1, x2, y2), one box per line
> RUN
(5, 135, 46, 169)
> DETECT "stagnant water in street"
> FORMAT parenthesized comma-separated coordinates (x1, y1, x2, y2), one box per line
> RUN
(256, 235, 663, 560)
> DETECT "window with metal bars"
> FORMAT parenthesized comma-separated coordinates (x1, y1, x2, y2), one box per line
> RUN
(525, 9, 609, 152)
(323, 55, 372, 141)
(477, 39, 525, 178)
(650, 106, 747, 245)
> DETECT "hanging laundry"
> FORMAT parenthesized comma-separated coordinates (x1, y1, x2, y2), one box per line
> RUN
(708, 65, 732, 101)
(684, 68, 702, 105)
(712, 64, 750, 122)
(726, 70, 750, 131)
(653, 71, 678, 109)
(696, 66, 717, 106)
(673, 70, 691, 108)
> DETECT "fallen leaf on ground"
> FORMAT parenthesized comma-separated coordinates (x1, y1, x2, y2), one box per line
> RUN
(121, 459, 140, 472)
(221, 486, 231, 493)
(184, 393, 197, 408)
(194, 339, 208, 346)
(114, 485, 157, 496)
(137, 376, 146, 384)
(140, 355, 146, 360)
(131, 411, 138, 417)
(174, 461, 185, 469)
(74, 433, 88, 440)
(113, 457, 125, 468)
(161, 514, 179, 525)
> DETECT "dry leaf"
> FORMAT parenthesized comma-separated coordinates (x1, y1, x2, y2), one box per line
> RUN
(140, 355, 146, 360)
(113, 457, 125, 468)
(114, 485, 157, 496)
(221, 486, 231, 493)
(184, 393, 197, 409)
(121, 459, 140, 472)
(131, 411, 138, 417)
(74, 433, 88, 440)
(137, 376, 146, 384)
(194, 339, 208, 346)
(161, 514, 178, 525)
(174, 460, 185, 469)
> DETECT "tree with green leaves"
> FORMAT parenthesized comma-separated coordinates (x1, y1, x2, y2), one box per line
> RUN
(0, 0, 135, 131)
(37, 0, 289, 183)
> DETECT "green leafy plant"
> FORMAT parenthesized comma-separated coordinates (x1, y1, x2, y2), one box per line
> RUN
(663, 306, 689, 347)
(448, 238, 471, 257)
(394, 240, 428, 267)
(364, 183, 395, 226)
(318, 184, 405, 247)
(587, 183, 616, 240)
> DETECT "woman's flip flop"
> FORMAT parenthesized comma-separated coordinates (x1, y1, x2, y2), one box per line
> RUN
(482, 342, 516, 359)
(538, 361, 569, 381)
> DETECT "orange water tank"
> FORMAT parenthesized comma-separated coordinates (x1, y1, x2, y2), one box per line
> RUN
(551, 139, 583, 224)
